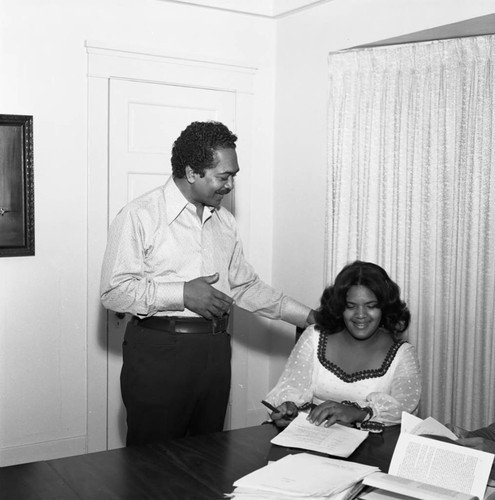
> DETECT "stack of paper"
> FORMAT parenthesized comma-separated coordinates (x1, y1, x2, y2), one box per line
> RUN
(227, 453, 379, 500)
(270, 412, 369, 457)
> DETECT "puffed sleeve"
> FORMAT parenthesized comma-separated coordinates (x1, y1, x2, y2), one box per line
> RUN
(366, 343, 422, 425)
(264, 326, 318, 407)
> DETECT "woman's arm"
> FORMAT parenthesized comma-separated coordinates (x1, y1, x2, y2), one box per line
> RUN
(365, 343, 422, 425)
(264, 326, 317, 407)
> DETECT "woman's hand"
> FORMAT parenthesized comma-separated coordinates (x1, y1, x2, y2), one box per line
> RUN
(307, 400, 367, 427)
(270, 401, 299, 428)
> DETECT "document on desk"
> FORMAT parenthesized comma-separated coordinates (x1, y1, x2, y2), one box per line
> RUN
(229, 452, 379, 499)
(270, 413, 369, 458)
(361, 432, 494, 500)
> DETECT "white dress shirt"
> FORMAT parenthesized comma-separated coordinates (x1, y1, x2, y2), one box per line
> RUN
(100, 177, 311, 327)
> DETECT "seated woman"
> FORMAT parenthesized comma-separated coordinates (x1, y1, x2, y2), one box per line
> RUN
(265, 260, 421, 431)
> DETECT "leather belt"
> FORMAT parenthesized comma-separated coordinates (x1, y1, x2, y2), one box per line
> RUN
(133, 315, 229, 334)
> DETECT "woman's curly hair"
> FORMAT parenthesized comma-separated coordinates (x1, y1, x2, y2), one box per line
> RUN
(315, 261, 410, 340)
(171, 121, 237, 178)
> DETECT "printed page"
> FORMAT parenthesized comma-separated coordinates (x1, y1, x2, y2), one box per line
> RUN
(389, 433, 494, 500)
(270, 412, 369, 457)
(400, 412, 424, 434)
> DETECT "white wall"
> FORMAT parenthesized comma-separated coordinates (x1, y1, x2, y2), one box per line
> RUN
(1, 0, 495, 466)
(0, 0, 275, 465)
(269, 0, 495, 384)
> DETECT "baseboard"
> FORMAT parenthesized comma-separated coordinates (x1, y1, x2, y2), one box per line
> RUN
(0, 435, 87, 467)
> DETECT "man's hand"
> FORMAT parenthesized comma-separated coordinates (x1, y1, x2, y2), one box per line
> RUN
(305, 309, 317, 327)
(445, 423, 470, 438)
(184, 273, 233, 319)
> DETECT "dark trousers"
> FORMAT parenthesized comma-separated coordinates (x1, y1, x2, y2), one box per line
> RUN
(121, 320, 232, 446)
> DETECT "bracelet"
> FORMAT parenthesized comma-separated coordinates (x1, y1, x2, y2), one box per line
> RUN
(340, 400, 384, 433)
(360, 420, 384, 433)
(298, 402, 316, 412)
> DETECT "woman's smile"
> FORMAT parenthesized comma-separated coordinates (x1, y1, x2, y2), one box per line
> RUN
(343, 285, 382, 340)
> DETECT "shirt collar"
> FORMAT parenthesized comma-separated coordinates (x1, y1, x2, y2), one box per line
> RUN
(164, 176, 215, 224)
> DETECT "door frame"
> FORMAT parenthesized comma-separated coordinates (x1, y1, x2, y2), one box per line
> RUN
(86, 41, 257, 453)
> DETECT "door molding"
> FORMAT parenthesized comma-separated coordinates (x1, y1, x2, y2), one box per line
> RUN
(86, 41, 257, 453)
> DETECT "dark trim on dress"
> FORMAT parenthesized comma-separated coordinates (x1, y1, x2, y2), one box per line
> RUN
(317, 331, 406, 383)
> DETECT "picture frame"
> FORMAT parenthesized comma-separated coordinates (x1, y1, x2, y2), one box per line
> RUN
(0, 114, 34, 256)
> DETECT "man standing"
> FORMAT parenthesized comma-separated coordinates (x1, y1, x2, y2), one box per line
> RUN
(100, 121, 315, 446)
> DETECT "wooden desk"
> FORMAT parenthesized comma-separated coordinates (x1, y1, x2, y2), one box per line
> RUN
(0, 424, 400, 500)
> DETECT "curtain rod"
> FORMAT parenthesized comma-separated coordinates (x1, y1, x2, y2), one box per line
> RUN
(334, 32, 495, 55)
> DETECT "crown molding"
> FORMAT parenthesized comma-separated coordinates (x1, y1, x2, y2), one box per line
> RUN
(156, 0, 334, 19)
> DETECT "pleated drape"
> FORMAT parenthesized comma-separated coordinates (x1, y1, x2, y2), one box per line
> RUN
(326, 36, 495, 429)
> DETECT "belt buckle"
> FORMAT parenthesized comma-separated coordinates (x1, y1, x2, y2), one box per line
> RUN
(211, 315, 228, 335)
(168, 317, 178, 335)
(211, 317, 220, 335)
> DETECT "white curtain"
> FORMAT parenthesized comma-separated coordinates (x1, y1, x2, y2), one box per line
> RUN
(326, 36, 495, 429)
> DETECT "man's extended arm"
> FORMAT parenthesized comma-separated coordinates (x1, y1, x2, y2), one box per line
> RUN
(227, 224, 314, 328)
(467, 422, 495, 441)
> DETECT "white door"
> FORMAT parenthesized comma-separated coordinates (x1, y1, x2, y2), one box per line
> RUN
(107, 78, 236, 449)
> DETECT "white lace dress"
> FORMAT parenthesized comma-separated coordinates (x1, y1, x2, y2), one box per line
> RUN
(265, 325, 422, 425)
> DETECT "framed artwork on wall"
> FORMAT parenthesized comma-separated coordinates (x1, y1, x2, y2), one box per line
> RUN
(0, 114, 34, 257)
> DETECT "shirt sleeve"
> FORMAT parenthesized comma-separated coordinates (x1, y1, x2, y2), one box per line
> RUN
(468, 422, 495, 441)
(227, 224, 311, 328)
(365, 343, 422, 425)
(265, 326, 317, 406)
(100, 207, 184, 316)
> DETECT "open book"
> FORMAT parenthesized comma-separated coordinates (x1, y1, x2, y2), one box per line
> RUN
(359, 413, 495, 500)
(270, 412, 369, 458)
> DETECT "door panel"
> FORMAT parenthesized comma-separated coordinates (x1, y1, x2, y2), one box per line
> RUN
(107, 78, 236, 449)
(109, 79, 235, 219)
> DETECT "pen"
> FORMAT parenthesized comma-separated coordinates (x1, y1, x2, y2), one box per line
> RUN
(261, 400, 280, 414)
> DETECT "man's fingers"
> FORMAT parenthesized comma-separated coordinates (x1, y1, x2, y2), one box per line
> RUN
(198, 275, 233, 304)
(210, 295, 233, 317)
(209, 304, 228, 318)
(203, 273, 220, 284)
(212, 288, 234, 306)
